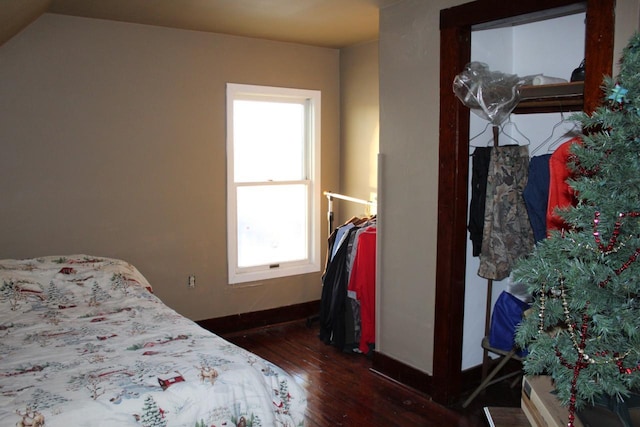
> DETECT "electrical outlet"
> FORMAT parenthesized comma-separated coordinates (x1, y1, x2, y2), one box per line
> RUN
(188, 275, 196, 288)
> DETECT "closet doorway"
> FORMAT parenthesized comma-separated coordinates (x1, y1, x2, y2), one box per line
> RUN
(434, 0, 614, 405)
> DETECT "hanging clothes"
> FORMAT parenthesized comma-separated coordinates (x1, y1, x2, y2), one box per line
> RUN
(331, 222, 355, 260)
(478, 145, 535, 280)
(344, 220, 371, 352)
(348, 225, 376, 355)
(343, 222, 368, 353)
(547, 137, 581, 233)
(468, 146, 492, 256)
(319, 226, 357, 349)
(523, 153, 551, 242)
(319, 217, 377, 353)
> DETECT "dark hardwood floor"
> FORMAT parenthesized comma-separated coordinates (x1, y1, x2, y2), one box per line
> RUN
(221, 320, 522, 426)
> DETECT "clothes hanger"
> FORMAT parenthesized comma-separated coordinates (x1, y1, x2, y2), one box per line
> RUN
(469, 121, 492, 146)
(469, 117, 530, 151)
(531, 111, 568, 155)
(474, 117, 530, 147)
(546, 121, 580, 153)
(530, 111, 580, 155)
(498, 117, 531, 146)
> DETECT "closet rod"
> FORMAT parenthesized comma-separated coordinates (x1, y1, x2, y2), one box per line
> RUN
(323, 191, 376, 236)
(323, 191, 376, 206)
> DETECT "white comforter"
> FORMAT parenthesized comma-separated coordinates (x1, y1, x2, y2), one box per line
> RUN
(0, 255, 306, 427)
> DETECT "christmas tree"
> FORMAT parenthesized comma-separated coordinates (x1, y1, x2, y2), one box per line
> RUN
(140, 395, 167, 427)
(514, 32, 640, 427)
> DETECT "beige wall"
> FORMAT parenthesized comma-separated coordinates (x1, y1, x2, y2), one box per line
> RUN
(0, 13, 340, 321)
(338, 41, 380, 224)
(377, 0, 457, 376)
(5, 0, 638, 381)
(377, 0, 640, 376)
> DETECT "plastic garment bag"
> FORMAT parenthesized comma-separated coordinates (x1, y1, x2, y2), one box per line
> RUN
(453, 62, 533, 125)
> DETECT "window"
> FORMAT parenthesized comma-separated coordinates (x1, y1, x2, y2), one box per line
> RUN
(226, 83, 321, 284)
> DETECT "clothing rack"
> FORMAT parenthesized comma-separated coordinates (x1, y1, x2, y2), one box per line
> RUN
(317, 191, 378, 354)
(324, 191, 376, 235)
(484, 126, 500, 366)
(306, 191, 377, 329)
(463, 125, 522, 408)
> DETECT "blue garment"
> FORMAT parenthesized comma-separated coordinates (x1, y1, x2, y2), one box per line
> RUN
(489, 291, 530, 356)
(523, 154, 551, 242)
(331, 223, 355, 260)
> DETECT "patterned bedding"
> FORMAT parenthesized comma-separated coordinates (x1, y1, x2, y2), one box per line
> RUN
(0, 255, 306, 427)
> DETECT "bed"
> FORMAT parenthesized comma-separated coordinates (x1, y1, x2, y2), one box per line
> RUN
(0, 255, 306, 427)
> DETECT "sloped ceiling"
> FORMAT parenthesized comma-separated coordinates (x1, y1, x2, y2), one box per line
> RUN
(0, 0, 51, 47)
(0, 0, 399, 48)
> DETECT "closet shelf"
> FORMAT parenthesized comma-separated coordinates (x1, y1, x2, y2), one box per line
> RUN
(514, 81, 584, 114)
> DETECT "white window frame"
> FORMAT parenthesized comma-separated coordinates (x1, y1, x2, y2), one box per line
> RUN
(226, 83, 321, 284)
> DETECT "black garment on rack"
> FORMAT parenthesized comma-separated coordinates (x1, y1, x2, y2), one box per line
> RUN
(468, 146, 492, 256)
(318, 227, 357, 351)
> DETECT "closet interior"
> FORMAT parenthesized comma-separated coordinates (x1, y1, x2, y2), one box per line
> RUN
(435, 0, 614, 404)
(318, 191, 378, 356)
(462, 11, 587, 370)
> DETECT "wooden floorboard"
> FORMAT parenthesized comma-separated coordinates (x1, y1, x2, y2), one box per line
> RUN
(220, 320, 522, 426)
